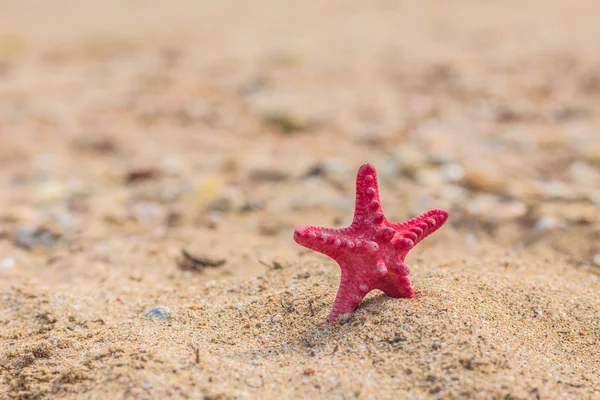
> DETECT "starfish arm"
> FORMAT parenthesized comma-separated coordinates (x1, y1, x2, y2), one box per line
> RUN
(328, 272, 368, 323)
(375, 274, 416, 299)
(390, 209, 449, 252)
(294, 225, 380, 259)
(352, 163, 385, 226)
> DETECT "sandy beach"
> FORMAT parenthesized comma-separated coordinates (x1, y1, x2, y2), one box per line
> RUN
(1, 1, 599, 399)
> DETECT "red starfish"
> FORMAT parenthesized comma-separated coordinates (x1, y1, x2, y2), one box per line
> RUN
(294, 163, 449, 323)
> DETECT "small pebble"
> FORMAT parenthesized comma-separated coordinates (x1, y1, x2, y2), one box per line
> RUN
(394, 146, 429, 177)
(0, 257, 15, 269)
(207, 187, 246, 213)
(248, 168, 289, 183)
(534, 203, 597, 224)
(271, 314, 283, 323)
(466, 196, 527, 221)
(127, 202, 166, 223)
(464, 233, 477, 246)
(539, 180, 569, 200)
(34, 180, 67, 202)
(462, 169, 504, 193)
(6, 205, 37, 222)
(440, 164, 465, 182)
(14, 225, 61, 251)
(588, 190, 600, 205)
(534, 216, 563, 231)
(569, 161, 599, 185)
(416, 168, 444, 187)
(581, 144, 600, 164)
(262, 111, 313, 134)
(142, 307, 171, 321)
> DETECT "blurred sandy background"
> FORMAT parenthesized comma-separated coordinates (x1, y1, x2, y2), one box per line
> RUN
(1, 1, 599, 399)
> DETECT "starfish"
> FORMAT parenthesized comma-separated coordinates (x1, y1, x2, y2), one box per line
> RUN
(294, 163, 448, 323)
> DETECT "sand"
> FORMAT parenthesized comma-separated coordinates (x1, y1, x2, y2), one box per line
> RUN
(1, 1, 599, 399)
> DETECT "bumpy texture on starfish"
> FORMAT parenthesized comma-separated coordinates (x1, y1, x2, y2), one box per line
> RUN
(294, 163, 449, 323)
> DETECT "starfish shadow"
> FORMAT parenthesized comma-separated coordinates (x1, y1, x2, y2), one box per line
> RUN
(354, 289, 423, 317)
(358, 291, 400, 310)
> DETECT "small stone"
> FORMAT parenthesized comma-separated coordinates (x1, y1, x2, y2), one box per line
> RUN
(303, 160, 352, 181)
(440, 164, 465, 183)
(387, 335, 408, 344)
(593, 254, 600, 267)
(248, 169, 289, 183)
(502, 201, 528, 220)
(4, 206, 37, 223)
(161, 155, 182, 174)
(56, 212, 80, 232)
(142, 307, 171, 321)
(71, 135, 119, 154)
(439, 185, 468, 203)
(124, 166, 162, 184)
(588, 190, 600, 205)
(395, 146, 429, 177)
(262, 111, 313, 134)
(207, 187, 245, 213)
(239, 199, 265, 213)
(534, 203, 598, 224)
(505, 181, 539, 201)
(295, 271, 311, 279)
(466, 195, 527, 222)
(14, 225, 62, 251)
(464, 233, 477, 246)
(34, 180, 67, 202)
(569, 161, 600, 185)
(539, 180, 570, 200)
(0, 257, 15, 269)
(415, 168, 444, 187)
(258, 219, 283, 236)
(271, 314, 283, 323)
(462, 169, 504, 193)
(581, 144, 600, 164)
(183, 179, 225, 208)
(535, 215, 563, 231)
(177, 249, 226, 272)
(127, 202, 166, 223)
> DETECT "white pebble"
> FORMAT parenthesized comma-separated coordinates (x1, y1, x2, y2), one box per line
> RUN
(440, 164, 465, 182)
(271, 314, 283, 323)
(0, 257, 15, 269)
(535, 215, 563, 231)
